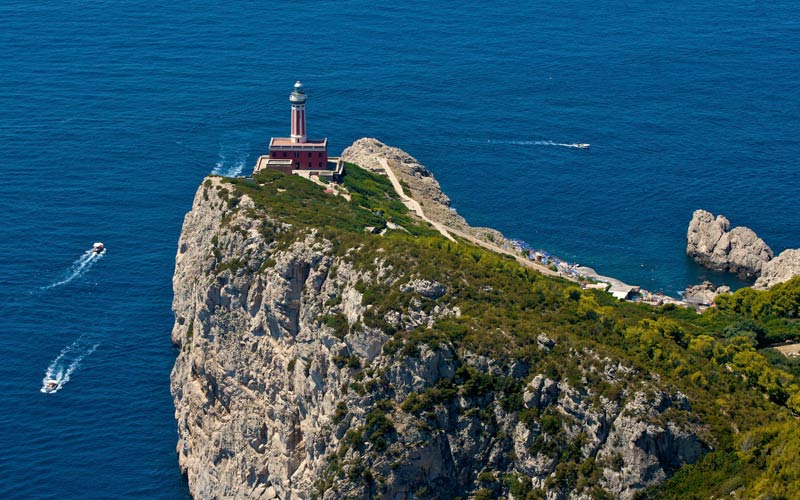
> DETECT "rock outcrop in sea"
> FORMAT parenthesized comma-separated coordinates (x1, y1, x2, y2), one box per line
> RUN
(686, 209, 773, 279)
(170, 141, 711, 500)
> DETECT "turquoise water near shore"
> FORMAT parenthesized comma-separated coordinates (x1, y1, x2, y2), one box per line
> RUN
(1, 1, 798, 497)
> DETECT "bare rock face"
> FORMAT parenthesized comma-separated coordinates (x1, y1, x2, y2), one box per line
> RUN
(683, 281, 731, 306)
(755, 249, 800, 289)
(686, 209, 773, 279)
(399, 279, 446, 300)
(171, 146, 710, 500)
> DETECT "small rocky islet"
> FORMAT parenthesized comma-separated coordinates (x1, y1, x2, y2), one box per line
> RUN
(686, 208, 800, 293)
(171, 139, 800, 499)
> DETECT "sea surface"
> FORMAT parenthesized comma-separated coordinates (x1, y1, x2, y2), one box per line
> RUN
(1, 1, 798, 498)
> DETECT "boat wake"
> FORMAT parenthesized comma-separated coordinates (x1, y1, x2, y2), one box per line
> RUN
(485, 139, 590, 149)
(41, 336, 99, 394)
(41, 249, 106, 290)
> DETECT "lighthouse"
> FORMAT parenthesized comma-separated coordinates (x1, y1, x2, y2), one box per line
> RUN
(290, 81, 307, 143)
(255, 81, 341, 180)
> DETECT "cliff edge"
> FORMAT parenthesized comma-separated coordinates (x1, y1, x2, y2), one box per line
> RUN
(171, 141, 799, 500)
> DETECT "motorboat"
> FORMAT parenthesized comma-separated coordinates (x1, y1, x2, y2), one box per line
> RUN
(92, 242, 104, 253)
(42, 379, 59, 393)
(574, 143, 590, 149)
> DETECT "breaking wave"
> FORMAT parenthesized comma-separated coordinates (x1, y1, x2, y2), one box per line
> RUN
(41, 336, 99, 394)
(211, 145, 248, 177)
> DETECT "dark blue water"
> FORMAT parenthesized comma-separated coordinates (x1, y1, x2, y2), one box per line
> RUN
(1, 1, 798, 497)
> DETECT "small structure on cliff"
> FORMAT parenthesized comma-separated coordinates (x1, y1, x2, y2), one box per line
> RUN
(254, 81, 344, 181)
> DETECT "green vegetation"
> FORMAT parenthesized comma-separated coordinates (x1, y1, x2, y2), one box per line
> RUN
(333, 353, 361, 369)
(223, 164, 438, 245)
(649, 419, 800, 499)
(716, 278, 800, 321)
(400, 379, 458, 416)
(320, 313, 348, 339)
(215, 165, 800, 499)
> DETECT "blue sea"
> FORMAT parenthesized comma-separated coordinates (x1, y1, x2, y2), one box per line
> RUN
(1, 1, 798, 498)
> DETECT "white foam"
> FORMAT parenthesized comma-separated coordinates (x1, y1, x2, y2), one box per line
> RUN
(211, 146, 248, 177)
(211, 152, 227, 175)
(485, 139, 589, 148)
(42, 249, 105, 290)
(41, 336, 99, 394)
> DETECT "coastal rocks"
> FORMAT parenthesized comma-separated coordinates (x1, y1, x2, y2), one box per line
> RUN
(755, 249, 800, 290)
(683, 281, 730, 307)
(686, 209, 773, 279)
(686, 209, 800, 287)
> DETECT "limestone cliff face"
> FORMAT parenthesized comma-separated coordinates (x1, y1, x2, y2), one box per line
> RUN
(686, 209, 773, 279)
(171, 147, 708, 500)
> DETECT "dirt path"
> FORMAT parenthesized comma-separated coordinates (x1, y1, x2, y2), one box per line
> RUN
(379, 158, 455, 242)
(378, 159, 562, 278)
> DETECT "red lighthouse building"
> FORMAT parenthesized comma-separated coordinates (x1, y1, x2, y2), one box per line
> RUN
(255, 81, 340, 179)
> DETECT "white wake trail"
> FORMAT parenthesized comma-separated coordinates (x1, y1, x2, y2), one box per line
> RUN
(485, 139, 589, 149)
(42, 249, 105, 290)
(41, 337, 99, 394)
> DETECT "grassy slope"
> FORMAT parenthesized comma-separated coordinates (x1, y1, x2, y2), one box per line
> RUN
(216, 165, 800, 499)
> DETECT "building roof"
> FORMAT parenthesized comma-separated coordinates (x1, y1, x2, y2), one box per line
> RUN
(608, 283, 640, 300)
(270, 137, 327, 148)
(254, 156, 293, 173)
(290, 81, 306, 104)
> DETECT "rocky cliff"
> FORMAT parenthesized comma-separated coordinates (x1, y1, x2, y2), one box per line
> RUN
(171, 144, 715, 500)
(686, 209, 773, 279)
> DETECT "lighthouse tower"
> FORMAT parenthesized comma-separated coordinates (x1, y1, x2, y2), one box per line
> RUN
(290, 81, 307, 143)
(258, 81, 333, 177)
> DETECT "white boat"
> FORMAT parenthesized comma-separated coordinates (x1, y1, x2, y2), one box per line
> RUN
(42, 379, 59, 393)
(574, 143, 590, 149)
(92, 242, 104, 253)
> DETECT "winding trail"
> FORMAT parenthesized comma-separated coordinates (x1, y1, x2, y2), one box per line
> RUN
(378, 159, 562, 278)
(379, 158, 455, 242)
